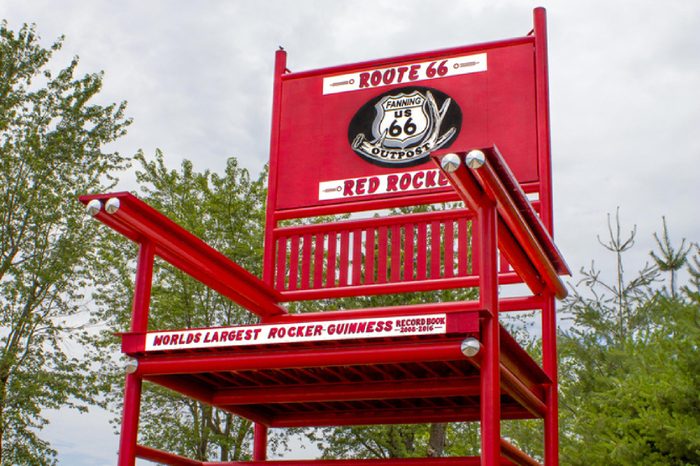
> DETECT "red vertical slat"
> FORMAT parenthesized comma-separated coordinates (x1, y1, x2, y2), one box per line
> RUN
(391, 225, 401, 282)
(430, 221, 441, 279)
(352, 229, 363, 285)
(457, 217, 468, 276)
(365, 228, 376, 284)
(404, 224, 414, 281)
(275, 236, 287, 291)
(472, 221, 480, 277)
(313, 233, 324, 289)
(444, 220, 454, 278)
(326, 232, 337, 288)
(377, 226, 388, 284)
(288, 236, 300, 291)
(300, 234, 312, 290)
(339, 231, 350, 286)
(416, 223, 427, 280)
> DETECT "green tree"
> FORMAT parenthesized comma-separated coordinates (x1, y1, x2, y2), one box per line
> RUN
(0, 21, 130, 465)
(90, 151, 266, 461)
(650, 216, 691, 299)
(559, 216, 700, 465)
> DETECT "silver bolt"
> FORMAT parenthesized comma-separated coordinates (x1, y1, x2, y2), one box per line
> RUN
(465, 149, 486, 169)
(86, 199, 102, 217)
(125, 358, 138, 374)
(440, 153, 462, 173)
(460, 337, 481, 357)
(105, 197, 121, 214)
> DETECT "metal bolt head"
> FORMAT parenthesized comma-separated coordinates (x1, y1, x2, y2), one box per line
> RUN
(465, 149, 486, 169)
(86, 199, 102, 217)
(440, 153, 462, 173)
(460, 337, 481, 357)
(125, 358, 138, 374)
(105, 197, 121, 214)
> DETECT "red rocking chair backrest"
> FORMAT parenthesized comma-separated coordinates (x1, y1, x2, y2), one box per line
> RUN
(262, 25, 556, 303)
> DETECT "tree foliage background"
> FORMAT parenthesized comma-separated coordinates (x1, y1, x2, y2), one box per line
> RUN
(0, 21, 130, 465)
(558, 214, 700, 465)
(88, 151, 268, 462)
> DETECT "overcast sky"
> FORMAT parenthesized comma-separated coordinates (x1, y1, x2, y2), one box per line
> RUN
(2, 1, 699, 464)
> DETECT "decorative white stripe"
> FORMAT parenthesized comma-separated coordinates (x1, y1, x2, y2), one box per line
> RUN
(144, 314, 448, 351)
(318, 168, 449, 201)
(322, 53, 487, 95)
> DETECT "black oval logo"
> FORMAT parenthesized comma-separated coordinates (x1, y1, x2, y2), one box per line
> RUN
(348, 86, 462, 168)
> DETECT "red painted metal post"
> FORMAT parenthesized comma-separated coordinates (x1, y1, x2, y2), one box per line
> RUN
(478, 204, 500, 465)
(130, 241, 155, 333)
(542, 292, 559, 465)
(253, 423, 268, 461)
(533, 7, 554, 235)
(118, 241, 154, 466)
(136, 340, 467, 376)
(535, 8, 560, 464)
(119, 375, 143, 466)
(263, 49, 288, 287)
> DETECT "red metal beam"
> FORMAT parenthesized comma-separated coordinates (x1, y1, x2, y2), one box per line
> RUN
(282, 34, 533, 81)
(275, 208, 474, 236)
(79, 192, 286, 318)
(500, 438, 541, 466)
(135, 339, 467, 376)
(203, 458, 493, 466)
(145, 375, 273, 426)
(130, 241, 154, 332)
(135, 445, 202, 466)
(542, 295, 560, 466)
(496, 222, 545, 296)
(533, 7, 554, 235)
(460, 332, 548, 422)
(213, 376, 481, 405)
(271, 404, 534, 428)
(534, 11, 560, 455)
(273, 191, 461, 221)
(433, 148, 569, 299)
(266, 296, 545, 324)
(263, 49, 287, 286)
(253, 423, 268, 461)
(500, 365, 546, 418)
(467, 150, 567, 299)
(118, 241, 154, 466)
(146, 374, 214, 403)
(118, 374, 142, 466)
(133, 447, 525, 466)
(499, 328, 551, 387)
(278, 272, 524, 301)
(479, 203, 501, 466)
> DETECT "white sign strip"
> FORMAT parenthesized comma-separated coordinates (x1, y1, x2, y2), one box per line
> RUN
(145, 314, 448, 351)
(318, 168, 450, 201)
(323, 53, 487, 95)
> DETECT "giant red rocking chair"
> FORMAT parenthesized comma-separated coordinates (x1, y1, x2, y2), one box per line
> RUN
(81, 8, 568, 466)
